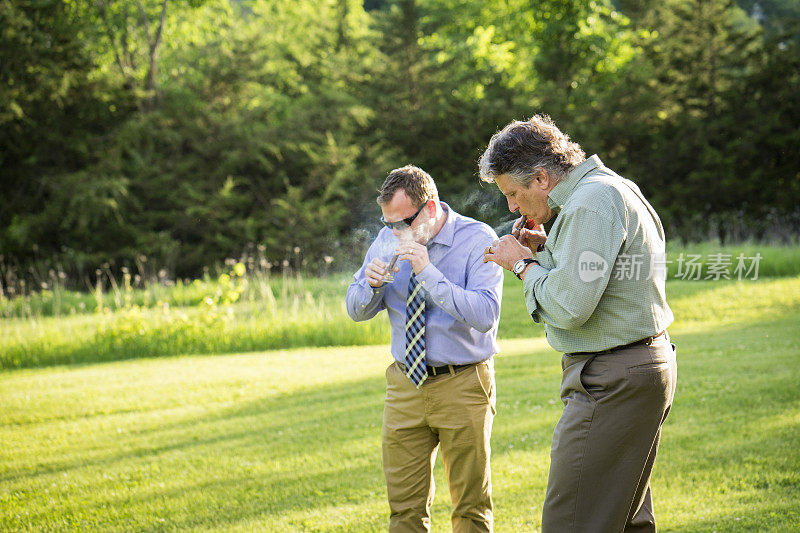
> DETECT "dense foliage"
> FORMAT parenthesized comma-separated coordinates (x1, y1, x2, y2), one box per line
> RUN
(1, 0, 798, 285)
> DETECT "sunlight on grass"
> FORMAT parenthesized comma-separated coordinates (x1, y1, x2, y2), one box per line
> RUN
(668, 276, 800, 331)
(1, 268, 799, 530)
(2, 308, 798, 530)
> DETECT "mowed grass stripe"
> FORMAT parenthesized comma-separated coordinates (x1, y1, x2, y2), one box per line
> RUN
(2, 312, 799, 531)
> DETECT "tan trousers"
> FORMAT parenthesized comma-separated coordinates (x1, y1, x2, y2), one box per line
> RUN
(382, 360, 496, 533)
(542, 336, 678, 532)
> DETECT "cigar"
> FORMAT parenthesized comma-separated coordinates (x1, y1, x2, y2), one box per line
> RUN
(386, 253, 399, 272)
(383, 253, 400, 282)
(512, 217, 532, 239)
(513, 218, 545, 252)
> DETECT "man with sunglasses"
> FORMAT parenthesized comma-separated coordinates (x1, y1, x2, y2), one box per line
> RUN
(346, 165, 504, 532)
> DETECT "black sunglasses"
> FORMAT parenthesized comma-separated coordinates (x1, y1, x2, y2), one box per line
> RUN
(380, 203, 427, 230)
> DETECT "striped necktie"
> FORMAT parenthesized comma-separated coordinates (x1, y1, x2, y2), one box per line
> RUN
(404, 271, 427, 387)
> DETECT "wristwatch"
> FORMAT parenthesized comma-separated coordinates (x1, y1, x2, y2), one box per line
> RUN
(513, 258, 537, 279)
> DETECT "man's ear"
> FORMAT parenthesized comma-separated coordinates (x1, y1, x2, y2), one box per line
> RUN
(533, 169, 552, 190)
(426, 199, 437, 218)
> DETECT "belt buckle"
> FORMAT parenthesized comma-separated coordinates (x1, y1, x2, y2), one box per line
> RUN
(429, 364, 455, 376)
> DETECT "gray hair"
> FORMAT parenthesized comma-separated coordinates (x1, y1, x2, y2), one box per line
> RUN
(478, 114, 586, 187)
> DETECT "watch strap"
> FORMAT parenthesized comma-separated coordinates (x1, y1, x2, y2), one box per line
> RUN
(515, 258, 536, 279)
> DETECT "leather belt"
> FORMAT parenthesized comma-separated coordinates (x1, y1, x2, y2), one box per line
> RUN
(568, 330, 666, 357)
(395, 361, 474, 376)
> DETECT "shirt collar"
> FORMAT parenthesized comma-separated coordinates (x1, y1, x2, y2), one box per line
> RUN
(429, 201, 455, 247)
(547, 154, 603, 212)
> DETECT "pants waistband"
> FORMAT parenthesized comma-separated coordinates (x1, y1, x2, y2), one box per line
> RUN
(394, 360, 476, 377)
(567, 330, 667, 357)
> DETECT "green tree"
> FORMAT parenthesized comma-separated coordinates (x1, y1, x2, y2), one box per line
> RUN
(624, 0, 771, 240)
(102, 0, 388, 274)
(726, 25, 800, 240)
(363, 0, 524, 222)
(84, 0, 206, 108)
(0, 0, 135, 266)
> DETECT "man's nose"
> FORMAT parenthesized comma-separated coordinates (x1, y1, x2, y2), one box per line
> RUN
(507, 197, 519, 213)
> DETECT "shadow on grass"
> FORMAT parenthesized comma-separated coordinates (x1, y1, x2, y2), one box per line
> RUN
(7, 373, 389, 530)
(3, 372, 386, 478)
(6, 313, 800, 530)
(475, 314, 800, 531)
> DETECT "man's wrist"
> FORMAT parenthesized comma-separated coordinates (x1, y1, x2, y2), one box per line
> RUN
(513, 257, 537, 279)
(518, 260, 539, 281)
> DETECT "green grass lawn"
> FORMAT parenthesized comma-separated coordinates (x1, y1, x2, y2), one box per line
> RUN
(2, 277, 799, 531)
(2, 242, 800, 371)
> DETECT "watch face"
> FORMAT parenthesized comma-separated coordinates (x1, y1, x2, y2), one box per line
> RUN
(514, 260, 525, 274)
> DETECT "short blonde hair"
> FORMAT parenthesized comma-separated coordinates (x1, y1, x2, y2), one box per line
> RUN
(377, 165, 439, 207)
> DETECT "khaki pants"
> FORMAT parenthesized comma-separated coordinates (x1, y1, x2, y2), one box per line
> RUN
(542, 336, 678, 532)
(382, 360, 496, 533)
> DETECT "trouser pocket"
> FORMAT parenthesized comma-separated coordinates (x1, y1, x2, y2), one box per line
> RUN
(475, 361, 496, 415)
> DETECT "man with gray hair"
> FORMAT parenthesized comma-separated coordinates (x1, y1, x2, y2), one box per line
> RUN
(480, 115, 677, 532)
(347, 165, 503, 532)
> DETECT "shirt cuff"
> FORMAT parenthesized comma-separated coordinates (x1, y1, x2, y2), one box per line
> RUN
(370, 283, 386, 297)
(522, 263, 548, 322)
(358, 280, 385, 304)
(414, 262, 445, 294)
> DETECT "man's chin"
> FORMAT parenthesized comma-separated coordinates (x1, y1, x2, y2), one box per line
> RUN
(530, 211, 554, 226)
(412, 228, 432, 245)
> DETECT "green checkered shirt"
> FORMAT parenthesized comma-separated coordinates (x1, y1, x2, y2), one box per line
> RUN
(523, 155, 674, 353)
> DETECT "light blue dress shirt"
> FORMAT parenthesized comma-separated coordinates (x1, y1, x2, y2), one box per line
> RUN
(346, 202, 503, 366)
